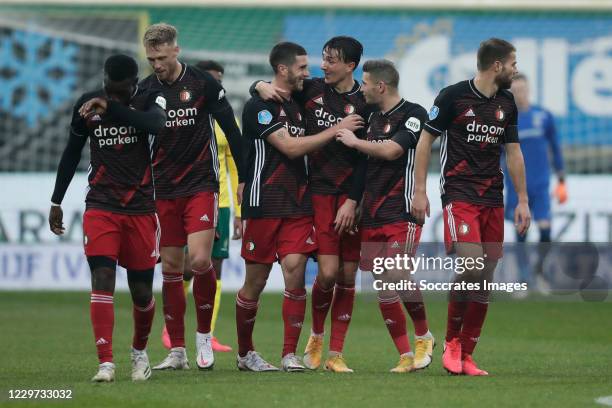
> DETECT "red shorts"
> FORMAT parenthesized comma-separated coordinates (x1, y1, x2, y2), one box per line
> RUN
(359, 221, 422, 271)
(443, 201, 504, 259)
(156, 191, 218, 247)
(312, 194, 360, 262)
(83, 209, 160, 270)
(241, 217, 317, 264)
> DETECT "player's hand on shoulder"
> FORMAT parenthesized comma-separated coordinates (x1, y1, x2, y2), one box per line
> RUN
(49, 205, 65, 235)
(256, 81, 289, 103)
(79, 97, 108, 119)
(337, 114, 364, 132)
(411, 191, 430, 225)
(335, 128, 358, 148)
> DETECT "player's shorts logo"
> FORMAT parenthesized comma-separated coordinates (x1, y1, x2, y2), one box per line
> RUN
(179, 89, 192, 103)
(297, 112, 302, 121)
(458, 221, 470, 236)
(247, 239, 256, 252)
(383, 123, 391, 134)
(344, 104, 355, 115)
(496, 107, 505, 121)
(258, 110, 273, 125)
(429, 105, 439, 120)
(84, 234, 88, 245)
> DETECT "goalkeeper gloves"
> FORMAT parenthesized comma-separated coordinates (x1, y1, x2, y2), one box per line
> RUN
(555, 181, 568, 204)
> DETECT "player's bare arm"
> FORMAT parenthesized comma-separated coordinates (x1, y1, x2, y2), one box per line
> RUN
(411, 129, 436, 224)
(336, 149, 367, 235)
(505, 142, 531, 235)
(267, 114, 363, 159)
(336, 128, 404, 161)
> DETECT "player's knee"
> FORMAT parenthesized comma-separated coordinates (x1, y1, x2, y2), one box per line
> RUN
(131, 288, 153, 307)
(89, 257, 116, 291)
(243, 277, 266, 298)
(190, 256, 212, 274)
(162, 257, 184, 274)
(315, 271, 335, 289)
(127, 269, 154, 306)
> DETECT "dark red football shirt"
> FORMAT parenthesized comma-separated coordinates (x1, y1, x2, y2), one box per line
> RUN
(362, 99, 428, 228)
(297, 78, 374, 195)
(140, 63, 227, 199)
(241, 95, 312, 219)
(70, 88, 165, 214)
(424, 79, 519, 207)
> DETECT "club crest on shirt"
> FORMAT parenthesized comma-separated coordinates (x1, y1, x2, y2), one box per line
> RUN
(458, 221, 470, 236)
(344, 104, 355, 115)
(179, 89, 192, 103)
(258, 110, 273, 125)
(495, 106, 505, 121)
(383, 123, 391, 134)
(84, 234, 88, 245)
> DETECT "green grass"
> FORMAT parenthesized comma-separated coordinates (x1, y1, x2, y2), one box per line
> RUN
(0, 291, 610, 407)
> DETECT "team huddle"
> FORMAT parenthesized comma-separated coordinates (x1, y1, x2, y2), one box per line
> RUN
(48, 23, 531, 382)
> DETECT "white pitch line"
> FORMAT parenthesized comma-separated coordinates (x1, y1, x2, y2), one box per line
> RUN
(595, 396, 612, 406)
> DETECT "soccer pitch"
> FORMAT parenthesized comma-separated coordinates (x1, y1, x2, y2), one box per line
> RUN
(1, 292, 610, 407)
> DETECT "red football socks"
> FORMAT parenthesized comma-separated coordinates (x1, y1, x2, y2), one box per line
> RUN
(192, 264, 217, 334)
(162, 271, 186, 348)
(282, 288, 307, 357)
(329, 284, 355, 353)
(90, 291, 114, 363)
(235, 291, 259, 357)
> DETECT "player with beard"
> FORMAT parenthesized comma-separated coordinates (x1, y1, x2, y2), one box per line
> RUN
(412, 38, 531, 376)
(236, 42, 363, 372)
(253, 37, 427, 373)
(139, 23, 244, 372)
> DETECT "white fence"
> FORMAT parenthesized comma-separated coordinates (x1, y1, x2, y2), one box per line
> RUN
(0, 173, 610, 290)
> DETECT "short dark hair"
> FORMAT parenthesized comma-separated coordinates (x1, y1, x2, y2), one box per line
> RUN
(323, 36, 363, 71)
(269, 42, 307, 74)
(104, 54, 138, 81)
(477, 38, 516, 71)
(196, 60, 224, 74)
(363, 59, 399, 89)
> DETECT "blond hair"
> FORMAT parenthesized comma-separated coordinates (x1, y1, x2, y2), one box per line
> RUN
(143, 23, 178, 48)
